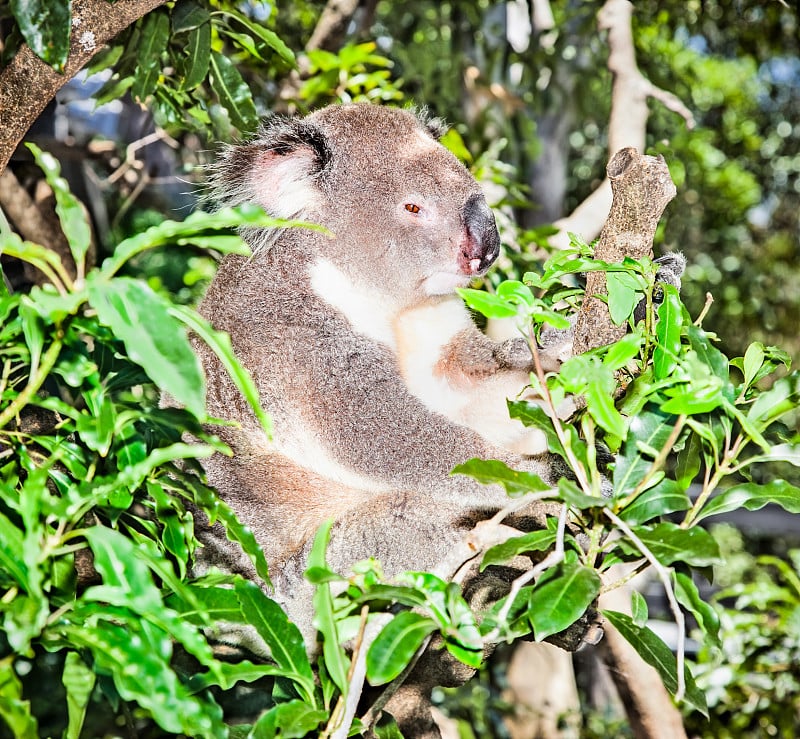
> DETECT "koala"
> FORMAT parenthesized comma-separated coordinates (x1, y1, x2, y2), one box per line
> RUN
(194, 103, 585, 735)
(196, 102, 561, 616)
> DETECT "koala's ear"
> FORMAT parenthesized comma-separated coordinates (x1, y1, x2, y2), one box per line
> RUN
(412, 106, 448, 141)
(211, 117, 331, 219)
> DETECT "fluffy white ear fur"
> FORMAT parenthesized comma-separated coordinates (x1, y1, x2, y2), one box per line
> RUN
(249, 148, 321, 220)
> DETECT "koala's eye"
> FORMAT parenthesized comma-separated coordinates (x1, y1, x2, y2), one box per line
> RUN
(404, 203, 421, 214)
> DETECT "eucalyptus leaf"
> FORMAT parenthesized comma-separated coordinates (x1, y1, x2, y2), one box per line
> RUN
(10, 0, 70, 70)
(653, 285, 682, 379)
(451, 458, 552, 497)
(209, 50, 258, 132)
(693, 480, 800, 523)
(602, 610, 707, 715)
(367, 612, 438, 686)
(529, 561, 601, 641)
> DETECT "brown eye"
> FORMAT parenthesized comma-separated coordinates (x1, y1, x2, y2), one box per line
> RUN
(404, 203, 421, 214)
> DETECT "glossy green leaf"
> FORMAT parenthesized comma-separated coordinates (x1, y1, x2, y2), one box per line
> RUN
(674, 432, 701, 489)
(687, 325, 730, 383)
(624, 522, 720, 567)
(10, 0, 70, 70)
(606, 270, 640, 325)
(62, 619, 224, 737)
(222, 7, 296, 66)
(507, 400, 566, 458)
(746, 371, 800, 427)
(451, 458, 552, 497)
(602, 610, 707, 714)
(232, 579, 315, 702)
(308, 520, 350, 696)
(27, 144, 92, 273)
(693, 480, 800, 523)
(630, 590, 648, 627)
(618, 479, 691, 525)
(62, 652, 95, 739)
(250, 699, 326, 739)
(132, 10, 170, 102)
(481, 529, 557, 571)
(87, 276, 205, 417)
(602, 333, 643, 370)
(456, 287, 519, 319)
(178, 21, 211, 91)
(174, 471, 271, 585)
(673, 572, 721, 648)
(558, 478, 607, 509)
(209, 50, 258, 132)
(529, 561, 601, 641)
(172, 0, 210, 32)
(170, 304, 272, 436)
(586, 381, 626, 437)
(741, 341, 765, 388)
(653, 285, 682, 379)
(367, 611, 438, 685)
(0, 657, 38, 739)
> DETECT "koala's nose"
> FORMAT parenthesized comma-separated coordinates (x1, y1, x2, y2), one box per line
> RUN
(461, 193, 500, 275)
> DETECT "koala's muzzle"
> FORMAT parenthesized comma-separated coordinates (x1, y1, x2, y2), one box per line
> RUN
(460, 193, 501, 276)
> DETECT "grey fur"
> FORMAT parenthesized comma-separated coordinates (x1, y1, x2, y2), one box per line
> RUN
(194, 104, 561, 652)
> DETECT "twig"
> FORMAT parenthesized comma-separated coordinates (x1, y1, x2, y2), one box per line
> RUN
(324, 604, 371, 739)
(603, 508, 686, 702)
(481, 504, 568, 645)
(693, 292, 714, 326)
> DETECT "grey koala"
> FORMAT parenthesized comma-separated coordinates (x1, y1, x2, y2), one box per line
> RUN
(196, 103, 561, 629)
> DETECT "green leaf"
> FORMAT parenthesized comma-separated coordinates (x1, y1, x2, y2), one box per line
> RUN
(209, 50, 258, 132)
(62, 652, 96, 739)
(674, 432, 701, 489)
(481, 529, 557, 571)
(558, 478, 607, 509)
(27, 144, 92, 274)
(456, 287, 519, 319)
(653, 285, 682, 379)
(87, 276, 206, 417)
(10, 0, 70, 70)
(623, 522, 720, 567)
(223, 7, 296, 67)
(606, 270, 640, 325)
(0, 657, 38, 739)
(308, 520, 350, 697)
(170, 304, 271, 437)
(451, 458, 552, 497)
(172, 0, 210, 32)
(602, 610, 707, 715)
(232, 579, 315, 702)
(630, 590, 648, 627)
(586, 381, 626, 438)
(686, 325, 730, 384)
(741, 341, 765, 389)
(250, 699, 326, 739)
(61, 618, 224, 737)
(132, 10, 170, 102)
(746, 372, 800, 427)
(693, 480, 800, 523)
(366, 612, 438, 686)
(618, 479, 691, 525)
(507, 400, 566, 458)
(602, 333, 643, 370)
(529, 561, 601, 641)
(178, 21, 211, 91)
(673, 572, 721, 648)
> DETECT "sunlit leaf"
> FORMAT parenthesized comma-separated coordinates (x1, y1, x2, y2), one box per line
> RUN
(10, 0, 70, 70)
(693, 480, 800, 523)
(367, 611, 437, 685)
(653, 285, 682, 379)
(529, 561, 601, 641)
(451, 458, 552, 497)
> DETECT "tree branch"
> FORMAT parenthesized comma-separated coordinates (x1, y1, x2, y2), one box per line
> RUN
(572, 146, 676, 354)
(0, 0, 168, 175)
(549, 0, 692, 250)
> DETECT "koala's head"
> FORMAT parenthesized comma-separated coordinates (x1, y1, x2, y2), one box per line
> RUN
(212, 104, 500, 302)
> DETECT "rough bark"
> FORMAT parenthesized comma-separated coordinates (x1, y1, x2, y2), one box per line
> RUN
(0, 0, 168, 176)
(598, 586, 688, 739)
(572, 146, 676, 355)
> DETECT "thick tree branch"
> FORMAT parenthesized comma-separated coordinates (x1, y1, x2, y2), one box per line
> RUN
(549, 0, 693, 250)
(572, 147, 676, 355)
(0, 0, 168, 175)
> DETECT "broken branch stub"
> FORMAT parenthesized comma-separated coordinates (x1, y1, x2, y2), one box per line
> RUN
(572, 147, 677, 355)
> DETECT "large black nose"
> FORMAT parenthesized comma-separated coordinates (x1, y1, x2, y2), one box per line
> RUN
(462, 193, 500, 273)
